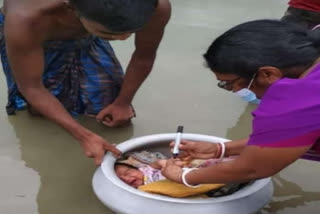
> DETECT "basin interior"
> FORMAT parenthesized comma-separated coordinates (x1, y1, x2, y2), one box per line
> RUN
(116, 139, 252, 198)
(123, 139, 172, 156)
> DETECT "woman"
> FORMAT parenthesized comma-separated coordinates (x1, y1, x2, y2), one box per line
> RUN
(161, 20, 320, 186)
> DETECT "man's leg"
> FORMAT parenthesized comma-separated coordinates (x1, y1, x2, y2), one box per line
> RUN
(0, 11, 28, 115)
(78, 37, 124, 116)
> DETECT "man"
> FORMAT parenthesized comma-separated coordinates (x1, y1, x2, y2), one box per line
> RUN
(0, 0, 171, 165)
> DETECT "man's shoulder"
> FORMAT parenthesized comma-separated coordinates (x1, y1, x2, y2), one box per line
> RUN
(5, 0, 55, 31)
(144, 0, 171, 30)
(5, 0, 40, 19)
(157, 0, 171, 10)
(4, 10, 49, 46)
(155, 0, 171, 18)
(4, 4, 52, 43)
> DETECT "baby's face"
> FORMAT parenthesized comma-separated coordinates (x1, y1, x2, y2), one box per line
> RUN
(115, 165, 144, 188)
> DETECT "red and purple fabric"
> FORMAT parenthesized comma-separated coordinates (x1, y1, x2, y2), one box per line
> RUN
(247, 63, 320, 161)
(289, 0, 320, 12)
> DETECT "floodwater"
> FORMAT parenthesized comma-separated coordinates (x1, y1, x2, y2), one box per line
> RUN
(0, 0, 319, 214)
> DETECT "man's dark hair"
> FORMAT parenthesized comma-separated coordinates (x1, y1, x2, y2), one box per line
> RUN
(70, 0, 158, 33)
(204, 20, 320, 78)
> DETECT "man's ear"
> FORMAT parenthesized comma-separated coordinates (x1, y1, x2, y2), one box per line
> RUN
(257, 66, 283, 85)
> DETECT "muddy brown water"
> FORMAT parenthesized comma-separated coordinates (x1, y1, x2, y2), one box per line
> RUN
(0, 0, 319, 213)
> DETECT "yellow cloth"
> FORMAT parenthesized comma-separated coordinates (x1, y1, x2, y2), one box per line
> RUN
(138, 179, 225, 198)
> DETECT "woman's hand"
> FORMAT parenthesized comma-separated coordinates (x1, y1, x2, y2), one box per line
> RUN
(170, 140, 219, 160)
(161, 159, 184, 183)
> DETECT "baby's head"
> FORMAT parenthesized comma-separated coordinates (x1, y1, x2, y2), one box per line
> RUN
(115, 163, 144, 188)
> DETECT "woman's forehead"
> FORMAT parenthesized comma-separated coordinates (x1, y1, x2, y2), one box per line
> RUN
(214, 72, 239, 80)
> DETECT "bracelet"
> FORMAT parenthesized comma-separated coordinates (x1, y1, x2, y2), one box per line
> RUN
(217, 142, 226, 160)
(215, 142, 222, 159)
(181, 168, 201, 188)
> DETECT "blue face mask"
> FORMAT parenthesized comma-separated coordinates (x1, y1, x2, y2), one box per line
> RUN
(235, 88, 261, 104)
(234, 73, 261, 104)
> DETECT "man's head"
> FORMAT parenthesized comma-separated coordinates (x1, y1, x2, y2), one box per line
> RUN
(68, 0, 158, 39)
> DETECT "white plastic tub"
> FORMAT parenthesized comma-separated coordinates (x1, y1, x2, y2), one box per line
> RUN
(92, 133, 273, 214)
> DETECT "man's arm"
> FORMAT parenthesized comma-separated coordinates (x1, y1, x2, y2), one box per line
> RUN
(4, 14, 120, 164)
(96, 0, 171, 126)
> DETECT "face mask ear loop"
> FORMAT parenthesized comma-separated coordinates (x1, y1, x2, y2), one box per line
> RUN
(312, 24, 320, 31)
(247, 73, 257, 90)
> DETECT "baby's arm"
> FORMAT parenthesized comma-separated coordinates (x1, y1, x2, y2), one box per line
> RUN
(149, 159, 167, 169)
(149, 159, 186, 169)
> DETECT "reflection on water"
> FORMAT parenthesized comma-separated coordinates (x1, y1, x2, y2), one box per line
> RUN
(7, 112, 132, 214)
(258, 175, 320, 214)
(226, 103, 256, 140)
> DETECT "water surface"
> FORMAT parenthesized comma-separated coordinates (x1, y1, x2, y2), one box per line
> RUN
(0, 0, 319, 213)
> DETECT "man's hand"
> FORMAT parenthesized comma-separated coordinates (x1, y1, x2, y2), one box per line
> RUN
(170, 140, 219, 160)
(96, 103, 135, 127)
(80, 133, 122, 165)
(161, 158, 183, 183)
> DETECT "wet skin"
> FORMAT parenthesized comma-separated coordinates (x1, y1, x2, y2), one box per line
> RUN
(3, 0, 171, 165)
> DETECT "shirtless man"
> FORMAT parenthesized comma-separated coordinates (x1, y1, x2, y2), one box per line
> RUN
(1, 0, 171, 165)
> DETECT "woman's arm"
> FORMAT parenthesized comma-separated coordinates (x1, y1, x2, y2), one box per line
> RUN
(173, 138, 248, 160)
(162, 144, 312, 184)
(225, 138, 248, 156)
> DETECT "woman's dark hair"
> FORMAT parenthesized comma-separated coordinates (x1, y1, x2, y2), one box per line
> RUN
(204, 20, 320, 78)
(70, 0, 158, 33)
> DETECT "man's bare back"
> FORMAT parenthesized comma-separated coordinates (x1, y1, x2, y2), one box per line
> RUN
(4, 0, 89, 41)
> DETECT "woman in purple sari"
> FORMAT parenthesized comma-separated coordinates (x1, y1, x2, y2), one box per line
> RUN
(161, 20, 320, 185)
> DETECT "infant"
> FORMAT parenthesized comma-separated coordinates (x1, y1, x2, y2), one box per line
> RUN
(115, 159, 168, 188)
(115, 151, 233, 188)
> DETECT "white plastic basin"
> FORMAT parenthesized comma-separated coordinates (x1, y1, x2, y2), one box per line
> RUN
(92, 133, 273, 214)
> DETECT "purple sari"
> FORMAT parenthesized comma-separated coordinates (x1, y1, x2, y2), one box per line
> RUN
(247, 63, 320, 161)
